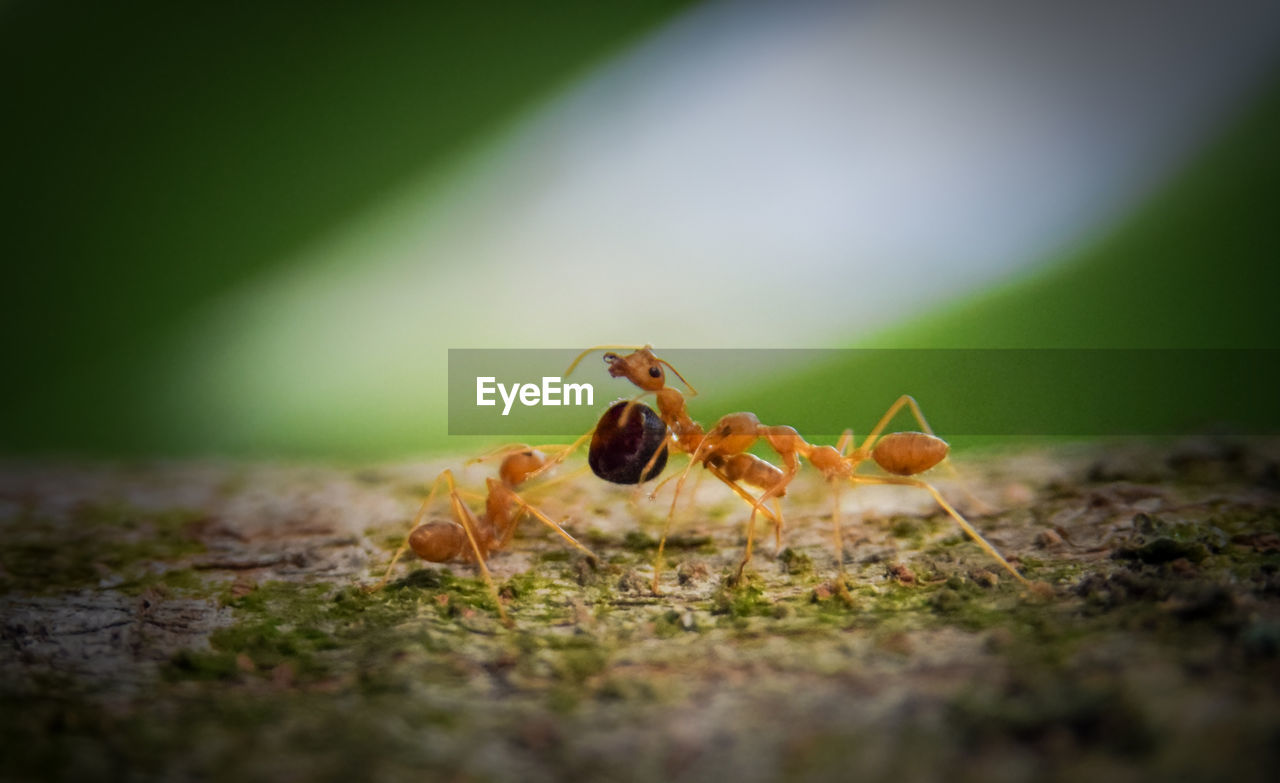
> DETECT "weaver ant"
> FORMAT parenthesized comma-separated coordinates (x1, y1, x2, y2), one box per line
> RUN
(565, 346, 798, 592)
(544, 349, 788, 543)
(566, 345, 1032, 591)
(696, 397, 1032, 588)
(372, 447, 597, 625)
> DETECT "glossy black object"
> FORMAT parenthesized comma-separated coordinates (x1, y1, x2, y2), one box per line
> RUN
(588, 400, 669, 484)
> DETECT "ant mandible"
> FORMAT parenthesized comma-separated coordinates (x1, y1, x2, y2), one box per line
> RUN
(372, 447, 598, 625)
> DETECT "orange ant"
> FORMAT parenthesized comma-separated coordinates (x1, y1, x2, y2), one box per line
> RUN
(565, 346, 796, 592)
(695, 397, 1032, 588)
(566, 346, 1032, 591)
(372, 447, 597, 625)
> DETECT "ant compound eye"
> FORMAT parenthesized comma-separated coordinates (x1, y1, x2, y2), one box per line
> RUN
(648, 366, 661, 378)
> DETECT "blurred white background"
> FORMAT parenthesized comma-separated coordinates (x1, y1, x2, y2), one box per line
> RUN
(160, 0, 1280, 452)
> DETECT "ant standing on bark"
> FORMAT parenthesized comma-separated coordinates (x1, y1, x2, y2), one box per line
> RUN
(706, 396, 1033, 588)
(565, 346, 797, 593)
(566, 345, 1032, 591)
(371, 447, 597, 626)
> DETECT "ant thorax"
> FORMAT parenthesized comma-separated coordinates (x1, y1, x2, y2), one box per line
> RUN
(655, 388, 687, 423)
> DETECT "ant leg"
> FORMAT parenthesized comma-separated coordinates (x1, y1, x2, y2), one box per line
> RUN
(370, 469, 452, 591)
(767, 450, 801, 549)
(736, 491, 763, 582)
(446, 486, 510, 626)
(857, 395, 932, 454)
(470, 433, 594, 482)
(653, 437, 715, 594)
(646, 468, 683, 501)
(683, 457, 785, 580)
(848, 474, 1030, 587)
(734, 453, 798, 580)
(506, 490, 599, 563)
(373, 470, 510, 623)
(702, 464, 782, 529)
(519, 393, 654, 485)
(938, 459, 997, 516)
(520, 464, 590, 501)
(733, 488, 788, 581)
(835, 429, 855, 456)
(757, 424, 828, 548)
(614, 393, 655, 429)
(524, 430, 595, 481)
(831, 482, 846, 573)
(466, 442, 538, 465)
(732, 495, 790, 581)
(621, 408, 670, 492)
(656, 359, 697, 396)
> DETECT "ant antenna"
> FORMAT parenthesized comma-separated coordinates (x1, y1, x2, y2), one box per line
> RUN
(657, 358, 697, 396)
(564, 345, 698, 396)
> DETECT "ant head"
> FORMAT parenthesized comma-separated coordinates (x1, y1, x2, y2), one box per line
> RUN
(564, 345, 696, 395)
(603, 348, 666, 392)
(498, 449, 546, 486)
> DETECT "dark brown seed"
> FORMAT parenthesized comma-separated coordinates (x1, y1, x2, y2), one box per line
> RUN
(588, 400, 669, 484)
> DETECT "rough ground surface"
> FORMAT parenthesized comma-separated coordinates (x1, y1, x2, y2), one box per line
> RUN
(2, 439, 1279, 782)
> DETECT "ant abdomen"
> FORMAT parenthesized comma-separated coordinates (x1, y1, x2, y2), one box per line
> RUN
(872, 431, 949, 476)
(409, 521, 471, 562)
(718, 452, 787, 495)
(589, 400, 670, 485)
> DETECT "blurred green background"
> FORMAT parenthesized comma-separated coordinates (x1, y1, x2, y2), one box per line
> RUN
(3, 1, 694, 455)
(3, 2, 1278, 459)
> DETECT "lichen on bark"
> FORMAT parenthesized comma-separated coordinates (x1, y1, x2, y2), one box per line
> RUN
(1, 438, 1278, 782)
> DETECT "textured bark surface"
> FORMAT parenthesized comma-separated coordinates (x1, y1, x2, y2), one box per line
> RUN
(2, 439, 1278, 782)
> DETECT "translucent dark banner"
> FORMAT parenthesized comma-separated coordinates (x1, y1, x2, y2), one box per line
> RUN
(448, 349, 1280, 438)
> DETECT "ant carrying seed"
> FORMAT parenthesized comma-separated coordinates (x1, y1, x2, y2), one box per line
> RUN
(566, 345, 1033, 591)
(371, 447, 597, 626)
(565, 346, 798, 592)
